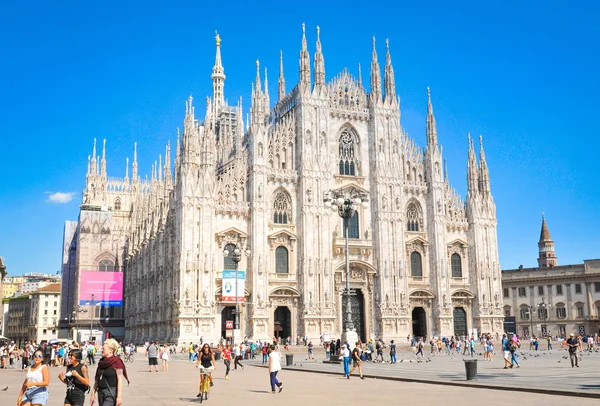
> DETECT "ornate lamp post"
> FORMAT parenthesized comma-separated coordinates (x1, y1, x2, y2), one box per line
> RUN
(323, 190, 368, 344)
(538, 297, 551, 337)
(223, 244, 251, 346)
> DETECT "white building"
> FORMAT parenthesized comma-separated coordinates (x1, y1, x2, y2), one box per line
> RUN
(30, 283, 62, 343)
(502, 216, 600, 337)
(62, 26, 504, 345)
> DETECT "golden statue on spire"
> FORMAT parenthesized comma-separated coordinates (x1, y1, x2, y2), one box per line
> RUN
(215, 30, 221, 47)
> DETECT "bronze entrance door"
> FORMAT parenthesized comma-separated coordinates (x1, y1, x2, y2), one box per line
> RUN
(453, 307, 468, 337)
(342, 289, 365, 342)
(412, 307, 427, 338)
(221, 306, 235, 339)
(274, 306, 291, 340)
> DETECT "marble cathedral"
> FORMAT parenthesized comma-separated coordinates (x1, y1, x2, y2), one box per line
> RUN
(66, 25, 504, 344)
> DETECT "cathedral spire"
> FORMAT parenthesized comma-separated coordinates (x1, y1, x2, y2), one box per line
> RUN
(264, 67, 269, 96)
(164, 141, 172, 189)
(478, 135, 491, 194)
(101, 138, 107, 178)
(125, 157, 129, 180)
(358, 63, 362, 88)
(426, 87, 438, 147)
(132, 142, 138, 180)
(467, 134, 479, 195)
(255, 60, 261, 93)
(278, 50, 285, 101)
(91, 138, 97, 175)
(299, 23, 311, 88)
(314, 26, 325, 89)
(370, 36, 382, 103)
(538, 213, 558, 268)
(211, 31, 226, 110)
(384, 39, 396, 103)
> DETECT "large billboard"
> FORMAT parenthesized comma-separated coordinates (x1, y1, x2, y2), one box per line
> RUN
(79, 271, 123, 306)
(222, 270, 245, 302)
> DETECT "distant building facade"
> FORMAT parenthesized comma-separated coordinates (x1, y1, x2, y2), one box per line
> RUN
(502, 216, 600, 337)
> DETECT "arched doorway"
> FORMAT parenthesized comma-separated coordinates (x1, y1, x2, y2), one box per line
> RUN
(274, 306, 291, 340)
(341, 289, 366, 342)
(412, 307, 427, 338)
(221, 306, 235, 339)
(453, 307, 467, 337)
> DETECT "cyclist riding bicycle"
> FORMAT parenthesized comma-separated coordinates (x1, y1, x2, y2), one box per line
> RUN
(196, 344, 216, 398)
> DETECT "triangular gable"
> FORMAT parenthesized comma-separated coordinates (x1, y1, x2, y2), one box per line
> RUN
(332, 183, 369, 196)
(216, 227, 248, 248)
(447, 238, 469, 248)
(268, 229, 298, 250)
(406, 236, 429, 246)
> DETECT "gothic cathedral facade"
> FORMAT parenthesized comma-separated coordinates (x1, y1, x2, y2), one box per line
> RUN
(68, 26, 504, 344)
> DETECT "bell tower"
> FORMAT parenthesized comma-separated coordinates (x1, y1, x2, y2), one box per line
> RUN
(538, 214, 558, 268)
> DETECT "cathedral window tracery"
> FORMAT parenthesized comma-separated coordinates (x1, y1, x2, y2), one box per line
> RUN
(114, 197, 121, 211)
(338, 129, 359, 176)
(273, 191, 292, 224)
(275, 246, 289, 274)
(406, 202, 422, 232)
(410, 251, 422, 277)
(343, 212, 359, 239)
(98, 258, 115, 272)
(223, 243, 236, 270)
(451, 253, 463, 278)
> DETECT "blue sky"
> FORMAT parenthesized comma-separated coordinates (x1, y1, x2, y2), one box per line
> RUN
(1, 1, 598, 276)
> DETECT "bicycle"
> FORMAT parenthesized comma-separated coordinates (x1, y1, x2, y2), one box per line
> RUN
(124, 353, 134, 363)
(197, 367, 213, 402)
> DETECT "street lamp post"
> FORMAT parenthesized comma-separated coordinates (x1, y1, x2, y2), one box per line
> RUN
(323, 190, 368, 344)
(85, 294, 96, 342)
(223, 244, 250, 346)
(538, 297, 551, 337)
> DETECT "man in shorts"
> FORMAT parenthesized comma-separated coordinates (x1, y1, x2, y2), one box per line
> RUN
(146, 340, 160, 372)
(348, 342, 364, 380)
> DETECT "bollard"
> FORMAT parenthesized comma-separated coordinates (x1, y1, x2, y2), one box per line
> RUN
(286, 353, 294, 366)
(464, 359, 478, 380)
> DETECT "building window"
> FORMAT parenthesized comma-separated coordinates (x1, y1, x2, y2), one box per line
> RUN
(42, 329, 47, 334)
(596, 304, 600, 317)
(595, 282, 600, 293)
(556, 285, 563, 295)
(114, 197, 121, 211)
(406, 202, 422, 232)
(45, 301, 48, 307)
(519, 308, 529, 320)
(575, 284, 582, 294)
(410, 252, 422, 278)
(98, 259, 114, 272)
(53, 310, 57, 315)
(537, 308, 548, 319)
(343, 212, 359, 239)
(538, 286, 544, 296)
(275, 246, 289, 274)
(52, 329, 56, 335)
(44, 310, 47, 315)
(451, 254, 462, 278)
(518, 287, 527, 297)
(223, 243, 237, 270)
(503, 288, 509, 298)
(504, 306, 511, 317)
(577, 306, 584, 318)
(273, 191, 292, 224)
(556, 307, 566, 319)
(54, 301, 57, 306)
(338, 129, 359, 176)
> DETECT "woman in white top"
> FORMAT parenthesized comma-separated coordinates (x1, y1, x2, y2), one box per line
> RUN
(161, 344, 170, 372)
(17, 349, 50, 406)
(342, 344, 351, 378)
(268, 344, 283, 394)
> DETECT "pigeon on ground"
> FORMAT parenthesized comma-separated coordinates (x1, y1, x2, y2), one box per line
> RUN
(399, 359, 404, 363)
(523, 356, 527, 360)
(562, 356, 568, 359)
(558, 360, 561, 363)
(409, 360, 413, 363)
(1, 386, 8, 392)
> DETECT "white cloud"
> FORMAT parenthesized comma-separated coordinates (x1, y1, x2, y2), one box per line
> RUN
(46, 191, 76, 204)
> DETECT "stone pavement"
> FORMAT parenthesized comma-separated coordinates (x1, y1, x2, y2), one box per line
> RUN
(0, 350, 598, 405)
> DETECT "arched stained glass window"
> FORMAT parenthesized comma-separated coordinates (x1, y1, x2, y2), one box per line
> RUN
(410, 251, 422, 277)
(339, 130, 359, 176)
(343, 212, 359, 239)
(273, 191, 292, 224)
(276, 246, 289, 274)
(406, 202, 422, 232)
(451, 253, 462, 278)
(98, 259, 114, 272)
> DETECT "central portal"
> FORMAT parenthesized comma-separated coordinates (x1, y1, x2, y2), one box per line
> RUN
(274, 306, 291, 340)
(412, 307, 427, 338)
(342, 289, 365, 342)
(221, 306, 235, 339)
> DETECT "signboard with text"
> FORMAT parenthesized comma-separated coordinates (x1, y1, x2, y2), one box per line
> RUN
(221, 270, 245, 302)
(79, 271, 124, 306)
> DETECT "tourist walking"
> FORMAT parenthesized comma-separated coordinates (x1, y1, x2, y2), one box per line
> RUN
(268, 344, 283, 393)
(342, 344, 351, 378)
(91, 338, 130, 406)
(17, 348, 50, 406)
(307, 341, 314, 359)
(58, 349, 89, 406)
(502, 334, 512, 369)
(567, 333, 579, 367)
(160, 344, 170, 372)
(349, 342, 364, 380)
(223, 344, 232, 380)
(234, 344, 244, 370)
(389, 340, 397, 364)
(510, 336, 520, 368)
(145, 340, 160, 372)
(415, 339, 424, 357)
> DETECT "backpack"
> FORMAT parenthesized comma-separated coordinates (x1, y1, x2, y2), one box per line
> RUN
(87, 346, 94, 355)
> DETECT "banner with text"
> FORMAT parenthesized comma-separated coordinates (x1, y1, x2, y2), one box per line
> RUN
(221, 270, 245, 302)
(79, 271, 124, 306)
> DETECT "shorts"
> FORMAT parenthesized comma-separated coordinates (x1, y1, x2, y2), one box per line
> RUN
(64, 389, 86, 406)
(503, 351, 510, 359)
(149, 357, 158, 366)
(199, 365, 215, 374)
(352, 359, 362, 367)
(24, 388, 49, 405)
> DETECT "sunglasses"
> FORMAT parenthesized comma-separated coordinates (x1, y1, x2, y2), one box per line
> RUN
(34, 354, 44, 359)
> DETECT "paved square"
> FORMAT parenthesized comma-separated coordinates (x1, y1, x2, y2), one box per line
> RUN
(1, 347, 599, 405)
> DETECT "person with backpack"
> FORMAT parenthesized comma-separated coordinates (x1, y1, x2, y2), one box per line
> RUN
(58, 349, 90, 406)
(389, 340, 397, 364)
(261, 343, 268, 364)
(87, 344, 96, 366)
(415, 338, 424, 357)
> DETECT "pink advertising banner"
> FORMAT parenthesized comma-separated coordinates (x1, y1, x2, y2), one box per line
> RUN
(79, 271, 123, 306)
